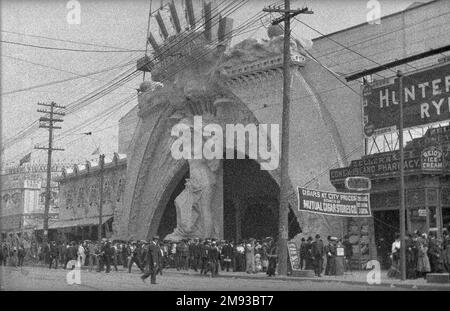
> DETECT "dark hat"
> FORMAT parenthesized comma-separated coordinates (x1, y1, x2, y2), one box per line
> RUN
(307, 236, 313, 241)
(315, 234, 321, 239)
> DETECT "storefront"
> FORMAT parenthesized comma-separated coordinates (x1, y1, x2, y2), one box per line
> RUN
(330, 126, 450, 268)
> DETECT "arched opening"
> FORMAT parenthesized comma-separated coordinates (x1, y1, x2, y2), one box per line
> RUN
(223, 156, 280, 242)
(155, 155, 301, 241)
(156, 171, 189, 239)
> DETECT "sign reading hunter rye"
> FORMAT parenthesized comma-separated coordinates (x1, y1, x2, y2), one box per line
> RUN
(297, 187, 371, 217)
(362, 62, 450, 136)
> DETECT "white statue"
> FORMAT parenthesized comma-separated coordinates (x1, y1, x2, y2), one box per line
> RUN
(165, 116, 221, 241)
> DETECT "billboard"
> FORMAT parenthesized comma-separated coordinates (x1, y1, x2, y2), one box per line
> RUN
(297, 187, 371, 217)
(362, 62, 450, 136)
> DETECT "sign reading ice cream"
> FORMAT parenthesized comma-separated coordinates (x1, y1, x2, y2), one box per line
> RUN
(421, 146, 443, 170)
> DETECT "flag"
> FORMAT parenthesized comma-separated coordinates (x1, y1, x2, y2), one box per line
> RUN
(19, 152, 31, 166)
(91, 147, 100, 155)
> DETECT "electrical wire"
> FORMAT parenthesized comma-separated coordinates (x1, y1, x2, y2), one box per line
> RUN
(6, 0, 291, 162)
(0, 39, 146, 53)
(1, 29, 141, 52)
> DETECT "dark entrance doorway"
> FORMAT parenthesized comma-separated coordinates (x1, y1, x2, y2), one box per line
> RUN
(443, 207, 450, 231)
(241, 202, 277, 240)
(373, 210, 399, 269)
(223, 157, 280, 242)
(157, 158, 301, 241)
(157, 171, 189, 239)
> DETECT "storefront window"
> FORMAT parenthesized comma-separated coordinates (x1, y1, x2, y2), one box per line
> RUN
(429, 206, 437, 229)
(408, 207, 427, 234)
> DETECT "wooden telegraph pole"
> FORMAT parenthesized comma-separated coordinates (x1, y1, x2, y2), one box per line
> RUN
(397, 70, 407, 280)
(263, 1, 313, 276)
(35, 102, 65, 242)
(98, 154, 105, 241)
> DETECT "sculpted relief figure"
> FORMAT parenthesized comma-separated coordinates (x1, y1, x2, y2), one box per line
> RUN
(165, 117, 221, 241)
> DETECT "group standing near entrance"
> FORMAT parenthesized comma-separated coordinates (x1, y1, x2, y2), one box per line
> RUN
(388, 228, 450, 279)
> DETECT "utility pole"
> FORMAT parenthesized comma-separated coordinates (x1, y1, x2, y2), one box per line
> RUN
(35, 102, 65, 242)
(397, 70, 407, 281)
(263, 1, 313, 276)
(98, 154, 105, 241)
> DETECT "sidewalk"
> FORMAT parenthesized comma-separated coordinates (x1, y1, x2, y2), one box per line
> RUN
(164, 268, 450, 290)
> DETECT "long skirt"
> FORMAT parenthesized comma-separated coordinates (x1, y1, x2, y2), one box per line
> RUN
(417, 255, 431, 273)
(267, 258, 277, 276)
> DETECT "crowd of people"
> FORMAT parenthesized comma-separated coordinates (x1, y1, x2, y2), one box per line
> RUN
(297, 234, 354, 277)
(6, 229, 448, 282)
(0, 234, 280, 281)
(389, 228, 450, 279)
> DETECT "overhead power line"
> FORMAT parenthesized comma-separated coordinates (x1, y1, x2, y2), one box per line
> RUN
(1, 58, 139, 96)
(0, 39, 146, 53)
(6, 0, 274, 160)
(1, 29, 141, 51)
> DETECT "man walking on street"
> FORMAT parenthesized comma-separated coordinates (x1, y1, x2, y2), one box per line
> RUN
(49, 241, 59, 269)
(312, 234, 325, 277)
(102, 239, 112, 273)
(141, 236, 161, 284)
(128, 241, 144, 273)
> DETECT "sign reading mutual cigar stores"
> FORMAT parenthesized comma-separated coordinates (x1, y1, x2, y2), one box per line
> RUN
(362, 62, 450, 137)
(297, 187, 371, 217)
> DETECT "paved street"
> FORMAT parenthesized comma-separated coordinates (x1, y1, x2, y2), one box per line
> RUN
(1, 265, 413, 291)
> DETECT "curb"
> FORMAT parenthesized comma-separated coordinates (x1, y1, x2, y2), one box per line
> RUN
(164, 270, 450, 291)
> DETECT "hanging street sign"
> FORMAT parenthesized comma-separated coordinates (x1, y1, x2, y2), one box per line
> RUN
(297, 187, 371, 217)
(345, 176, 372, 191)
(362, 62, 450, 136)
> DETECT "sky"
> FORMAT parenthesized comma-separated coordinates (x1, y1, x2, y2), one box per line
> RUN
(0, 0, 417, 166)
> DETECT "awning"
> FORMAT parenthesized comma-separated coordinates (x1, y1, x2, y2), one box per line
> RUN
(36, 215, 113, 230)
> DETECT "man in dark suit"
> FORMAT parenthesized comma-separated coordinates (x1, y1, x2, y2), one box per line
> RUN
(200, 240, 210, 275)
(141, 236, 161, 284)
(208, 240, 220, 277)
(193, 238, 202, 272)
(65, 242, 77, 270)
(311, 234, 325, 277)
(221, 241, 233, 272)
(102, 239, 112, 273)
(49, 241, 59, 269)
(128, 241, 144, 273)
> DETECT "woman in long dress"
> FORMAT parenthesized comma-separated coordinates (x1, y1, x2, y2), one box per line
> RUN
(245, 239, 255, 274)
(267, 239, 278, 277)
(416, 234, 431, 279)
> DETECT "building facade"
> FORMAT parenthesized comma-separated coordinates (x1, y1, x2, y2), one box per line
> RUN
(0, 163, 63, 239)
(53, 154, 127, 242)
(113, 0, 450, 244)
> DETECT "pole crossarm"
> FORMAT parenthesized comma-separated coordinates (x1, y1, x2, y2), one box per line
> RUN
(264, 7, 313, 26)
(37, 109, 66, 116)
(37, 102, 66, 109)
(38, 125, 62, 129)
(34, 146, 65, 151)
(39, 117, 64, 122)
